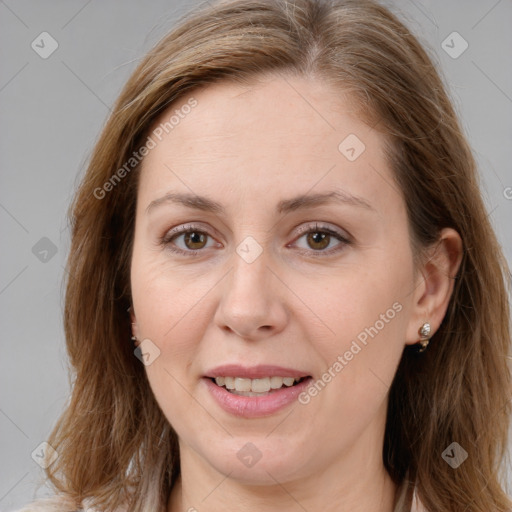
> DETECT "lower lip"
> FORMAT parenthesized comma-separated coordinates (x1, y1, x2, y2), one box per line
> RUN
(203, 377, 312, 418)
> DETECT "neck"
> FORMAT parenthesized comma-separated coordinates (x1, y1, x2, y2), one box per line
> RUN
(167, 440, 398, 512)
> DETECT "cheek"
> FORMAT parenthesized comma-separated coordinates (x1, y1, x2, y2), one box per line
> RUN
(305, 256, 410, 351)
(305, 255, 411, 415)
(130, 252, 214, 409)
(131, 247, 212, 342)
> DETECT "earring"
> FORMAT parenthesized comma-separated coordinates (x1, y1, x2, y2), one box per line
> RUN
(417, 322, 431, 352)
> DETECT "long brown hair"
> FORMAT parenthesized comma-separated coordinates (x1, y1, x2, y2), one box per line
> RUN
(39, 0, 511, 510)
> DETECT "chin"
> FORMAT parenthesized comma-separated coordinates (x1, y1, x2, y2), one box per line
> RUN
(198, 435, 314, 484)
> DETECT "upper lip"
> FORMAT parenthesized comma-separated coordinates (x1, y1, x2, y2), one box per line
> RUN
(204, 364, 311, 380)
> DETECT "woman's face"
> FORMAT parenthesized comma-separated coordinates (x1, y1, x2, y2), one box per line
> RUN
(130, 75, 420, 484)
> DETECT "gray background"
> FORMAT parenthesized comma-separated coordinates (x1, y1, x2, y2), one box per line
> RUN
(1, 0, 511, 509)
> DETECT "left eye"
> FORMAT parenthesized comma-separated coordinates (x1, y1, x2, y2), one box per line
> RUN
(291, 226, 349, 253)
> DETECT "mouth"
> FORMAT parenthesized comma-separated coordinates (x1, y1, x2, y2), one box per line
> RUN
(202, 365, 313, 417)
(209, 375, 310, 396)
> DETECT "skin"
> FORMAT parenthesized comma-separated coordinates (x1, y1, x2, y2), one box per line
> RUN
(130, 74, 462, 512)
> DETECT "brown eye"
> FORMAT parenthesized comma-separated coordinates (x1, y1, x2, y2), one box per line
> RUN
(184, 231, 208, 250)
(306, 232, 331, 250)
(291, 223, 351, 256)
(161, 225, 218, 255)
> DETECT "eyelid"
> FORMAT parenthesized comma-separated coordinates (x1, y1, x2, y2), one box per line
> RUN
(293, 221, 351, 240)
(164, 222, 212, 237)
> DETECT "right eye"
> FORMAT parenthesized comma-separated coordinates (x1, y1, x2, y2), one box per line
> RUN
(160, 224, 221, 256)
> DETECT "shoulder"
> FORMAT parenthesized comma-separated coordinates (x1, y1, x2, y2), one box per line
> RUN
(8, 495, 80, 512)
(9, 494, 134, 512)
(11, 495, 128, 512)
(411, 487, 427, 512)
(393, 477, 427, 512)
(9, 496, 128, 512)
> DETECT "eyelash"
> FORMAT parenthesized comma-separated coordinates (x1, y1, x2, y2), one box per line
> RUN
(159, 222, 351, 258)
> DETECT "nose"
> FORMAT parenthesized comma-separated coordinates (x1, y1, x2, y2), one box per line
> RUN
(213, 247, 289, 341)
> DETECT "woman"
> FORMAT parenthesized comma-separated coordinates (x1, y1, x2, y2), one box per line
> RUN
(15, 0, 511, 511)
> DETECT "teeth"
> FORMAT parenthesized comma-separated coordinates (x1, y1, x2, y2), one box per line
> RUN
(252, 378, 271, 393)
(270, 376, 284, 389)
(214, 376, 302, 393)
(234, 378, 252, 392)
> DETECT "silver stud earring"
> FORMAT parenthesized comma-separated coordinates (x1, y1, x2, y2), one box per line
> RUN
(417, 322, 431, 352)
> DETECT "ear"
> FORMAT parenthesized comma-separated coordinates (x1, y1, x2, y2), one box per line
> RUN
(405, 228, 463, 345)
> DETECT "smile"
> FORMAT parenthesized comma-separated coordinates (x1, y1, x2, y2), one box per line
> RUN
(213, 376, 307, 396)
(203, 365, 313, 417)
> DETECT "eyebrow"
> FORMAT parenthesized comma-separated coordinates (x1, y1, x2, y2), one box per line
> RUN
(145, 190, 374, 216)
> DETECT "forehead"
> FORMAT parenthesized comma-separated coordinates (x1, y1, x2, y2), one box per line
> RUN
(138, 75, 399, 216)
